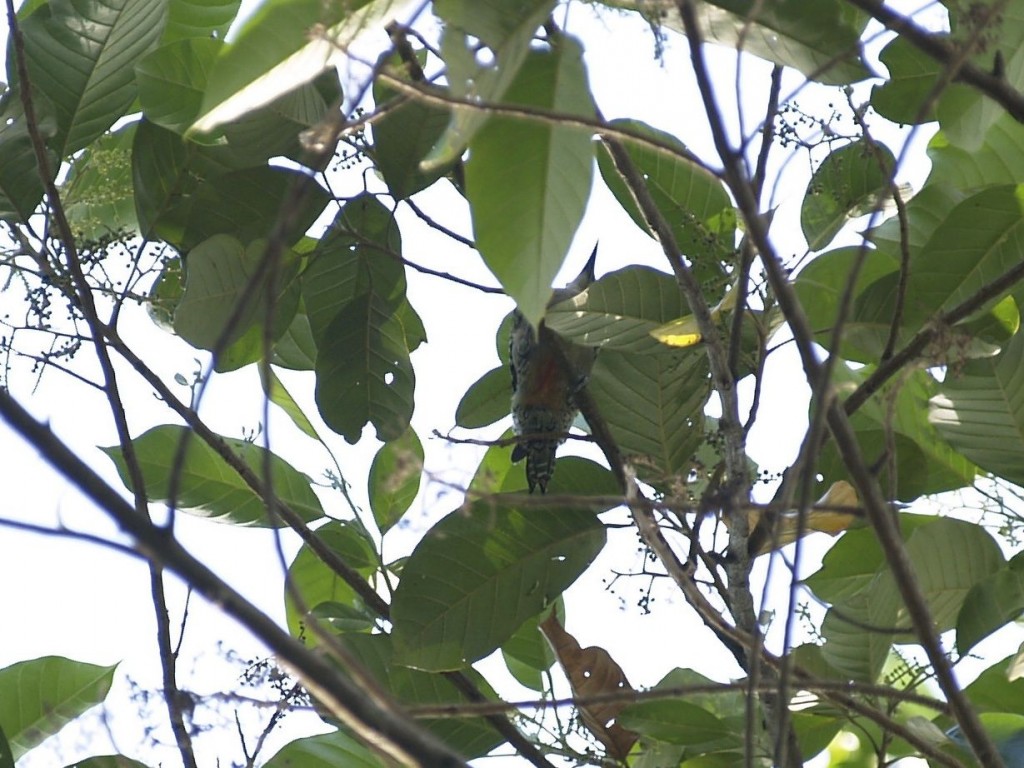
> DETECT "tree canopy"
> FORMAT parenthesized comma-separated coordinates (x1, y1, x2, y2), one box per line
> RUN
(4, 0, 1024, 767)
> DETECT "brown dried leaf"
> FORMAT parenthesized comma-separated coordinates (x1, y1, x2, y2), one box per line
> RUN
(539, 611, 638, 760)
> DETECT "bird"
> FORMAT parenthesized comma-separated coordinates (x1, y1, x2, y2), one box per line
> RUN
(509, 247, 598, 493)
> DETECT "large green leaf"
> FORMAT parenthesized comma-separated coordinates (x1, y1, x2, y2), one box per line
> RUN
(284, 520, 378, 642)
(61, 123, 138, 240)
(587, 347, 710, 480)
(336, 634, 504, 758)
(371, 49, 454, 199)
(607, 0, 870, 85)
(596, 120, 736, 280)
(391, 501, 607, 671)
(801, 139, 895, 252)
(618, 699, 739, 749)
(263, 731, 379, 768)
(0, 99, 52, 222)
(103, 424, 325, 526)
(546, 265, 690, 354)
(162, 0, 240, 43)
(136, 38, 223, 135)
(173, 235, 301, 351)
(17, 0, 166, 158)
(931, 327, 1024, 485)
(957, 554, 1024, 654)
(465, 39, 595, 327)
(301, 194, 405, 343)
(191, 0, 393, 134)
(425, 0, 557, 167)
(314, 293, 415, 444)
(0, 656, 116, 760)
(367, 425, 423, 534)
(871, 34, 941, 124)
(929, 117, 1024, 191)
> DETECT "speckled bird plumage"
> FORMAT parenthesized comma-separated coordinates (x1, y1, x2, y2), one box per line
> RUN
(509, 248, 598, 493)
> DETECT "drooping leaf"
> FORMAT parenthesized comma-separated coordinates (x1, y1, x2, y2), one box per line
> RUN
(0, 656, 116, 760)
(596, 120, 736, 281)
(540, 612, 638, 760)
(314, 293, 415, 444)
(931, 327, 1024, 485)
(501, 600, 562, 691)
(425, 0, 557, 167)
(284, 520, 378, 642)
(801, 139, 896, 252)
(260, 366, 320, 440)
(546, 266, 691, 354)
(16, 0, 166, 158)
(367, 425, 423, 533)
(391, 501, 607, 671)
(465, 38, 595, 327)
(102, 424, 324, 526)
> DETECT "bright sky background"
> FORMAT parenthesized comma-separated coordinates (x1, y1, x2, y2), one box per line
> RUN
(4, 2, 1012, 767)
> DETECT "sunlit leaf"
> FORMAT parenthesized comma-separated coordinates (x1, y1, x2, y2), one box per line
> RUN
(368, 425, 423, 533)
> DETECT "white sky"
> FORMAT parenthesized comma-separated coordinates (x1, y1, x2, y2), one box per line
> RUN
(3, 2, 1009, 767)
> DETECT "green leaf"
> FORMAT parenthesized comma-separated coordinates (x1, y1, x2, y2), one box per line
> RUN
(455, 366, 509, 429)
(871, 34, 941, 124)
(337, 634, 504, 758)
(465, 39, 595, 327)
(819, 591, 892, 682)
(136, 38, 223, 135)
(587, 347, 710, 480)
(102, 424, 324, 526)
(173, 235, 301, 351)
(501, 601, 562, 691)
(546, 265, 691, 354)
(391, 502, 607, 671)
(609, 0, 870, 85)
(301, 194, 405, 343)
(284, 521, 378, 642)
(368, 425, 423, 533)
(263, 731, 379, 768)
(964, 651, 1024, 715)
(17, 0, 166, 158)
(191, 0, 391, 134)
(0, 100, 53, 221)
(61, 123, 138, 240)
(596, 120, 736, 280)
(181, 166, 329, 250)
(957, 556, 1024, 654)
(371, 50, 454, 198)
(617, 700, 738, 748)
(272, 306, 319, 371)
(260, 366, 320, 440)
(71, 756, 150, 768)
(426, 0, 557, 167)
(0, 656, 116, 760)
(931, 328, 1024, 485)
(163, 0, 241, 43)
(801, 140, 896, 252)
(0, 727, 10, 768)
(314, 293, 415, 444)
(929, 116, 1024, 190)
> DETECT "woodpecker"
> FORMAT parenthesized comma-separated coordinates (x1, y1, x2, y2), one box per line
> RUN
(509, 248, 598, 493)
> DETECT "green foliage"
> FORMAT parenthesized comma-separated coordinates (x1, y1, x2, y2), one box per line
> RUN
(0, 657, 116, 760)
(8, 0, 1024, 765)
